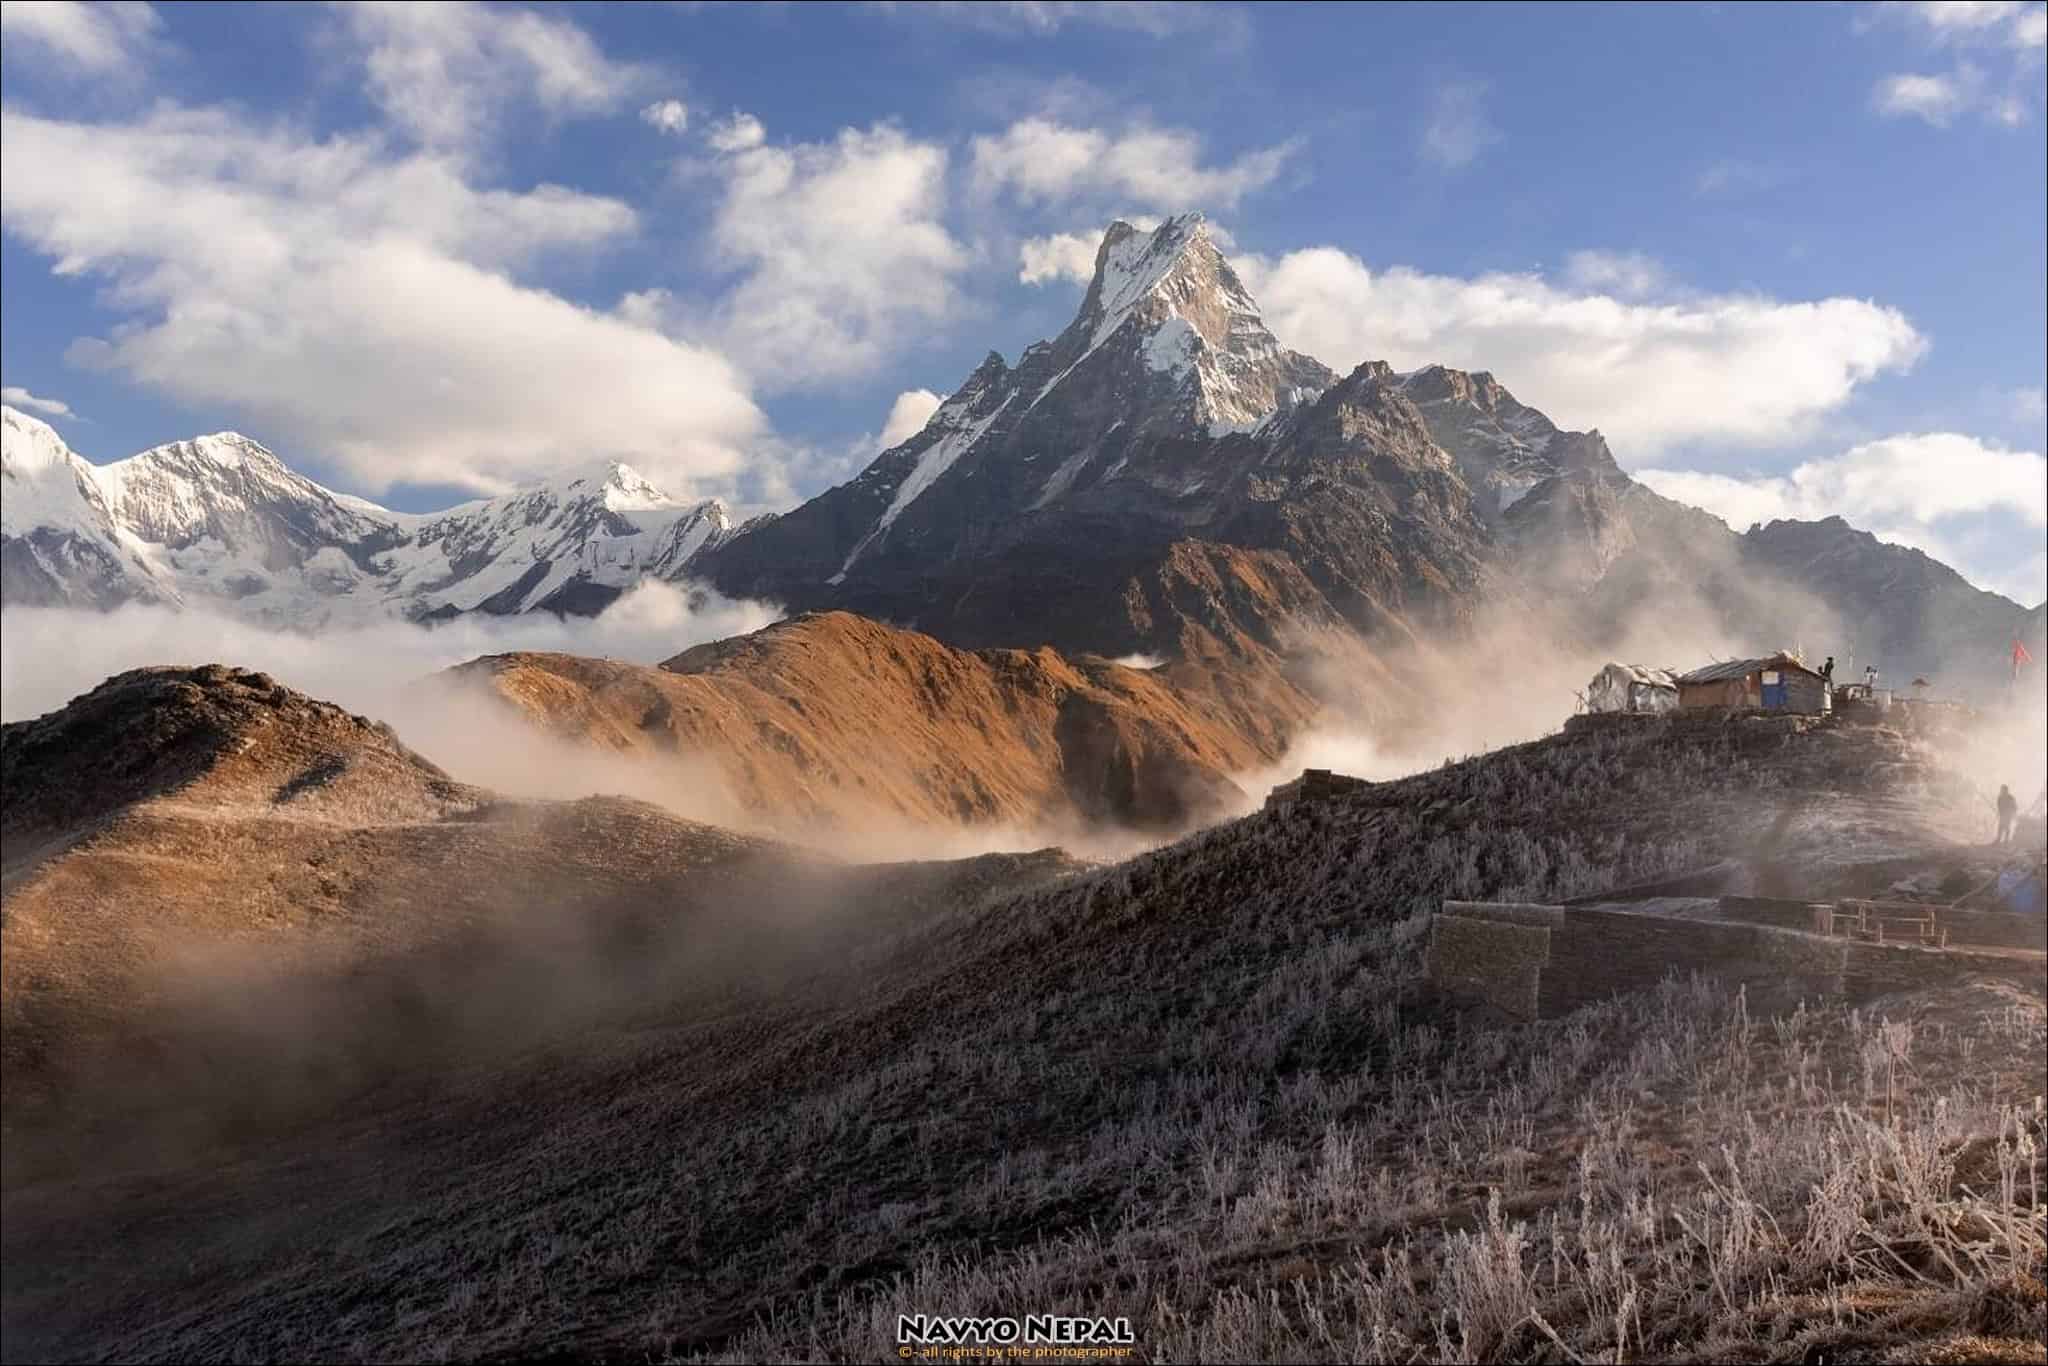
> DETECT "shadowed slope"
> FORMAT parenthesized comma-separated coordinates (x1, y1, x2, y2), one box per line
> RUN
(0, 665, 1085, 1132)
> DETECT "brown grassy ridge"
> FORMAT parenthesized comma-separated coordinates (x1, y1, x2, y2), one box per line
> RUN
(436, 609, 1315, 834)
(1, 696, 2041, 1363)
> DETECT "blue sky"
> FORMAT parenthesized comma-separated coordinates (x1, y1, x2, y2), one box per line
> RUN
(2, 0, 2043, 601)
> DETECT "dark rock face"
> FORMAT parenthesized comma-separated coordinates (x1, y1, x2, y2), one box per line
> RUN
(702, 215, 1491, 662)
(1734, 516, 2040, 689)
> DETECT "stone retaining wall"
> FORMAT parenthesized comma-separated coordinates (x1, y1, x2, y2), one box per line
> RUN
(1425, 899, 2039, 1021)
(1426, 916, 1550, 1018)
(1543, 907, 1846, 1017)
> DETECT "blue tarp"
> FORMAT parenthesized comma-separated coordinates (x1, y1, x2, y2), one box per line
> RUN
(1995, 868, 2044, 916)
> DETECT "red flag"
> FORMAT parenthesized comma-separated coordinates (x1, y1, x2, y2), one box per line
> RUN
(2017, 638, 2035, 667)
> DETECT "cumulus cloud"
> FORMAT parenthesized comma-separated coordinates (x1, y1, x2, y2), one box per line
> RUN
(703, 114, 969, 385)
(1872, 63, 2036, 126)
(1639, 433, 2048, 601)
(1872, 4, 2045, 126)
(1875, 71, 1974, 124)
(706, 111, 766, 152)
(1900, 1, 2044, 46)
(1018, 231, 1101, 285)
(1562, 250, 1671, 300)
(878, 389, 942, 448)
(0, 385, 74, 418)
(0, 0, 160, 75)
(1420, 77, 1497, 170)
(2012, 385, 2048, 423)
(0, 104, 765, 497)
(639, 98, 688, 134)
(1234, 247, 1926, 458)
(342, 1, 649, 153)
(970, 118, 1297, 212)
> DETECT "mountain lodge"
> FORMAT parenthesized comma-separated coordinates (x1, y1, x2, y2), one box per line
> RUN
(1674, 654, 1831, 714)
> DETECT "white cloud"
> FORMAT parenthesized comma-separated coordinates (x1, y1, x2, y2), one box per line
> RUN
(640, 98, 688, 134)
(0, 0, 159, 74)
(1909, 1, 2029, 33)
(1562, 250, 1670, 300)
(878, 389, 942, 449)
(1874, 71, 1974, 124)
(969, 118, 1297, 212)
(875, 1, 1249, 42)
(1420, 78, 1497, 170)
(1235, 247, 1926, 458)
(1639, 432, 2048, 600)
(0, 385, 74, 418)
(0, 104, 765, 497)
(703, 115, 969, 385)
(706, 111, 766, 152)
(1873, 63, 2038, 126)
(1872, 2, 2047, 126)
(1018, 231, 1100, 285)
(341, 1, 647, 152)
(1901, 1, 2046, 46)
(2012, 385, 2048, 423)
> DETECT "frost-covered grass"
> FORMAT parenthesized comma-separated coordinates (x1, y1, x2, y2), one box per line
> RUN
(4, 714, 2033, 1364)
(697, 976, 2045, 1364)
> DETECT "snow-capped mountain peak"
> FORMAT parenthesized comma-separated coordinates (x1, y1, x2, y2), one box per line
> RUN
(559, 460, 682, 513)
(710, 211, 1337, 591)
(1053, 212, 1329, 436)
(0, 405, 740, 622)
(1082, 212, 1220, 348)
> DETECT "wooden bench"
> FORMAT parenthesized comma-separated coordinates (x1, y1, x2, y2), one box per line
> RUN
(1822, 900, 1949, 948)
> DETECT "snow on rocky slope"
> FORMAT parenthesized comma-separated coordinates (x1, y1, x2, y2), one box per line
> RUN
(0, 407, 737, 624)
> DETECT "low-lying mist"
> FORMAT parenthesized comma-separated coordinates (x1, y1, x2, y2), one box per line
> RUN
(1, 582, 774, 823)
(1237, 568, 1848, 801)
(0, 585, 1158, 863)
(0, 580, 780, 724)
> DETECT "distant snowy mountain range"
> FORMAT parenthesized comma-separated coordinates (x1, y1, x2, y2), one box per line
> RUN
(1, 405, 736, 624)
(4, 211, 2036, 696)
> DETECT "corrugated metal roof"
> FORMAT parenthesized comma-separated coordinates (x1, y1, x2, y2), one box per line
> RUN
(1677, 654, 1815, 685)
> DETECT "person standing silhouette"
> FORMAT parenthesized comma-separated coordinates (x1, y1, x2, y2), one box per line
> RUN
(1996, 784, 2018, 844)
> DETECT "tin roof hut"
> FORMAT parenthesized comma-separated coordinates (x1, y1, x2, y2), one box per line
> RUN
(1584, 663, 1680, 715)
(1676, 653, 1830, 715)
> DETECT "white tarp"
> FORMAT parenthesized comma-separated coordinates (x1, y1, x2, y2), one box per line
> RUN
(1586, 662, 1680, 714)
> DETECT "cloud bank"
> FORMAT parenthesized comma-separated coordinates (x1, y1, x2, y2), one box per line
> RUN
(0, 104, 766, 498)
(971, 118, 1297, 211)
(703, 115, 969, 386)
(1235, 248, 1927, 458)
(1640, 433, 2048, 603)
